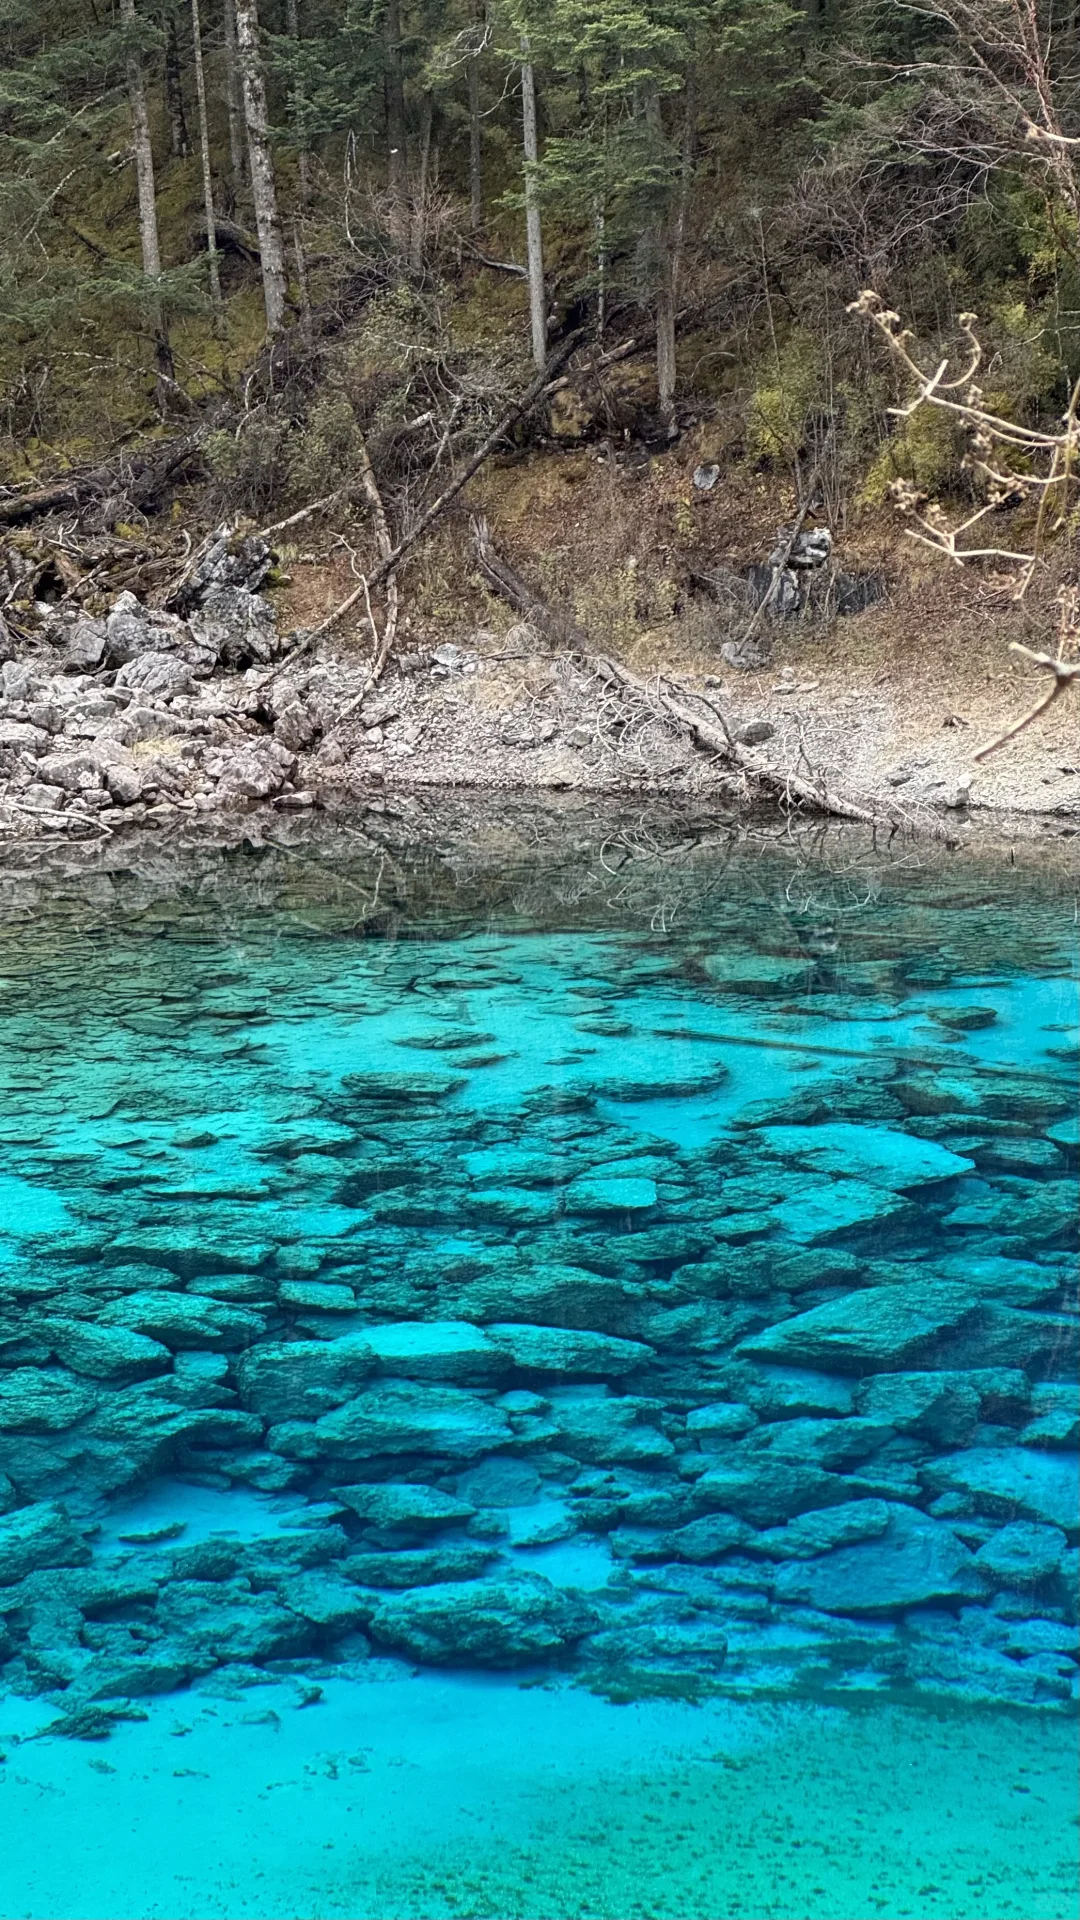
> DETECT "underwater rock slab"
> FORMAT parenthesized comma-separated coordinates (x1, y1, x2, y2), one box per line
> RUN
(334, 1482, 476, 1534)
(923, 1447, 1080, 1535)
(237, 1335, 378, 1423)
(759, 1124, 974, 1191)
(740, 1282, 981, 1372)
(363, 1321, 505, 1384)
(343, 1545, 497, 1588)
(268, 1382, 513, 1462)
(772, 1505, 981, 1615)
(547, 1396, 674, 1466)
(40, 1318, 172, 1380)
(0, 1500, 89, 1584)
(771, 1179, 914, 1243)
(701, 953, 813, 995)
(694, 1458, 850, 1530)
(488, 1323, 653, 1377)
(855, 1369, 1028, 1448)
(365, 1572, 595, 1666)
(155, 1578, 314, 1664)
(104, 1226, 278, 1276)
(752, 1498, 892, 1560)
(973, 1521, 1069, 1590)
(564, 1175, 658, 1214)
(451, 1263, 647, 1335)
(99, 1291, 266, 1350)
(0, 1368, 98, 1433)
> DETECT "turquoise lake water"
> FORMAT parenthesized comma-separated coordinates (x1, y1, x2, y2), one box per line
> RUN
(0, 811, 1076, 1918)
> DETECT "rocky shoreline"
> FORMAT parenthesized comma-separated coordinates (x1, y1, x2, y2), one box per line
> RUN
(3, 528, 1078, 845)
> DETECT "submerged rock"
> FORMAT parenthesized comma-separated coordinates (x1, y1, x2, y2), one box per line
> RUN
(772, 1505, 980, 1615)
(99, 1291, 266, 1350)
(237, 1336, 378, 1423)
(974, 1521, 1068, 1590)
(923, 1447, 1079, 1534)
(694, 1458, 849, 1529)
(268, 1383, 513, 1461)
(488, 1323, 653, 1377)
(366, 1573, 595, 1666)
(758, 1123, 973, 1190)
(0, 1500, 90, 1584)
(752, 1498, 892, 1560)
(771, 1178, 914, 1243)
(855, 1369, 1028, 1447)
(564, 1175, 658, 1214)
(739, 1282, 980, 1371)
(334, 1483, 476, 1534)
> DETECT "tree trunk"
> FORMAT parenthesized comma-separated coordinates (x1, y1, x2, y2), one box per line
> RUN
(119, 0, 174, 399)
(384, 0, 408, 237)
(222, 0, 247, 203)
(284, 0, 310, 206)
(233, 0, 287, 337)
(190, 0, 222, 308)
(164, 7, 190, 157)
(646, 90, 677, 433)
(409, 92, 434, 271)
(293, 213, 312, 346)
(467, 52, 483, 231)
(520, 40, 546, 372)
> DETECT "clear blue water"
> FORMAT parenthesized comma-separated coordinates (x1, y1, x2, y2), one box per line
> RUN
(0, 813, 1076, 1918)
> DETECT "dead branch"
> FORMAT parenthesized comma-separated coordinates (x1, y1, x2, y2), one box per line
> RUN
(974, 642, 1080, 760)
(734, 461, 824, 651)
(594, 654, 881, 825)
(305, 330, 585, 643)
(472, 515, 587, 649)
(0, 428, 207, 528)
(853, 290, 1080, 760)
(468, 518, 883, 823)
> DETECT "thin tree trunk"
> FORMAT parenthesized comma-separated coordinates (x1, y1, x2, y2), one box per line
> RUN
(120, 0, 174, 399)
(164, 7, 190, 157)
(646, 90, 676, 432)
(520, 39, 546, 372)
(409, 92, 434, 271)
(233, 0, 287, 337)
(384, 0, 408, 237)
(467, 52, 483, 231)
(293, 213, 312, 346)
(284, 0, 310, 206)
(191, 0, 222, 308)
(222, 0, 247, 202)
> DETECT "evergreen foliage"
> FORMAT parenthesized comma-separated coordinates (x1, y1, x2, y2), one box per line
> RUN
(0, 0, 1078, 481)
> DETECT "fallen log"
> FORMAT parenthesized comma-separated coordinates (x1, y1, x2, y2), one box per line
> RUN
(469, 519, 886, 826)
(593, 653, 882, 825)
(472, 515, 587, 649)
(0, 429, 207, 529)
(301, 330, 586, 644)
